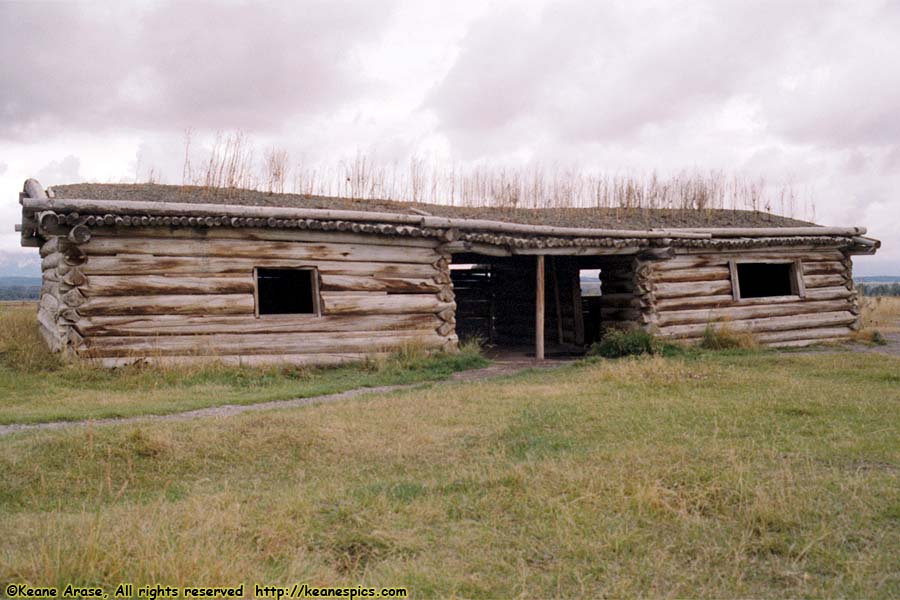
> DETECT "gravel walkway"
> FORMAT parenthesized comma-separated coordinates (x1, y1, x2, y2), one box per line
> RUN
(0, 358, 567, 438)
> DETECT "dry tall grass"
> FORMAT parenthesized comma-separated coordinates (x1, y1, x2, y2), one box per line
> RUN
(857, 296, 900, 335)
(174, 131, 813, 218)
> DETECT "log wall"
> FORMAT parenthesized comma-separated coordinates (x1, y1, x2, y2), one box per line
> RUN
(648, 248, 860, 347)
(44, 228, 457, 366)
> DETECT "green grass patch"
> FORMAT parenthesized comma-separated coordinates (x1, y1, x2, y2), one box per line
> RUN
(1, 350, 898, 596)
(0, 304, 486, 424)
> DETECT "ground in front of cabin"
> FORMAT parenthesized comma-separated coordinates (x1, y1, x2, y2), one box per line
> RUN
(1, 342, 899, 597)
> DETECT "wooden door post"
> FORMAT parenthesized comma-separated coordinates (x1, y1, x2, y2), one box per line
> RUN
(536, 255, 545, 360)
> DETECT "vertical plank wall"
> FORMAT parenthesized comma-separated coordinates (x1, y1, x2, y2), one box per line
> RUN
(58, 227, 457, 366)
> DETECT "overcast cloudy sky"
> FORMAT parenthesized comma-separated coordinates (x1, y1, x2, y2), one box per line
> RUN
(1, 0, 897, 274)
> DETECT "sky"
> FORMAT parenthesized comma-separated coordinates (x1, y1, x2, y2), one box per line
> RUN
(1, 0, 898, 275)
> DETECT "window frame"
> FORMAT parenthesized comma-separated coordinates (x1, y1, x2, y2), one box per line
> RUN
(728, 258, 805, 302)
(253, 266, 321, 318)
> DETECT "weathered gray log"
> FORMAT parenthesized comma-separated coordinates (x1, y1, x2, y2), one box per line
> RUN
(655, 280, 733, 299)
(101, 226, 441, 248)
(660, 286, 852, 310)
(91, 352, 396, 369)
(83, 237, 440, 264)
(24, 196, 714, 239)
(513, 246, 642, 256)
(803, 274, 846, 288)
(441, 241, 513, 256)
(674, 226, 864, 237)
(656, 310, 857, 339)
(319, 274, 442, 294)
(637, 247, 675, 260)
(75, 313, 442, 337)
(83, 330, 448, 357)
(78, 294, 254, 316)
(39, 292, 60, 315)
(321, 294, 454, 316)
(677, 246, 846, 256)
(83, 275, 255, 296)
(61, 288, 87, 307)
(801, 261, 845, 275)
(40, 237, 63, 258)
(68, 224, 91, 244)
(654, 266, 730, 283)
(754, 326, 854, 344)
(80, 255, 439, 279)
(61, 268, 87, 287)
(657, 299, 854, 326)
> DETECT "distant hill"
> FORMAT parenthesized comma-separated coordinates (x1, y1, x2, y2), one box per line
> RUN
(0, 276, 40, 301)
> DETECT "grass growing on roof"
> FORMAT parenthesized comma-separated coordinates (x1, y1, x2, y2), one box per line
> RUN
(0, 303, 486, 424)
(0, 350, 898, 597)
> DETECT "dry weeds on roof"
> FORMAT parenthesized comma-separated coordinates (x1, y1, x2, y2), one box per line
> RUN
(52, 183, 815, 230)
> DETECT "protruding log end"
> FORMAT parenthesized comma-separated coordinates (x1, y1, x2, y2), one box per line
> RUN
(23, 178, 47, 200)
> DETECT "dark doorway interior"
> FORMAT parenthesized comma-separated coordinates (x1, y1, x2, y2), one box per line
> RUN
(451, 254, 636, 356)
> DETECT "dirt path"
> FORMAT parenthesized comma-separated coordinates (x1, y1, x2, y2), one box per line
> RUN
(0, 358, 567, 438)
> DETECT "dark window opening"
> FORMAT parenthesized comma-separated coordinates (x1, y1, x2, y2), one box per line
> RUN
(735, 262, 796, 298)
(256, 268, 317, 315)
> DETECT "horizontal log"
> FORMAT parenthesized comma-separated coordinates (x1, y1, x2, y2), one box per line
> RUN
(78, 294, 254, 316)
(93, 226, 441, 248)
(25, 196, 711, 239)
(677, 247, 845, 257)
(319, 274, 441, 294)
(755, 326, 853, 344)
(655, 256, 729, 271)
(321, 294, 454, 316)
(768, 337, 849, 348)
(83, 237, 439, 264)
(83, 275, 255, 296)
(657, 299, 853, 326)
(83, 330, 448, 357)
(76, 313, 442, 337)
(804, 274, 846, 288)
(656, 310, 857, 339)
(656, 280, 733, 299)
(654, 266, 730, 283)
(80, 255, 440, 279)
(90, 352, 395, 369)
(681, 226, 864, 237)
(443, 241, 513, 256)
(801, 261, 845, 276)
(512, 246, 642, 256)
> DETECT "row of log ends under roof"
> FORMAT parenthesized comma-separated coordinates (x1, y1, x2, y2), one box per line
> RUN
(18, 179, 880, 256)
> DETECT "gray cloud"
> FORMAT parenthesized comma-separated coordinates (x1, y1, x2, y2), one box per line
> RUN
(0, 1, 394, 139)
(425, 0, 897, 153)
(35, 155, 82, 185)
(0, 162, 6, 176)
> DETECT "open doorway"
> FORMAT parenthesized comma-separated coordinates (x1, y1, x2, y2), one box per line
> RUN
(451, 254, 634, 357)
(578, 257, 641, 344)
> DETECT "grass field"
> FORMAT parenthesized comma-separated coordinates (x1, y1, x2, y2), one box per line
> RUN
(859, 296, 900, 334)
(0, 303, 485, 424)
(1, 301, 898, 597)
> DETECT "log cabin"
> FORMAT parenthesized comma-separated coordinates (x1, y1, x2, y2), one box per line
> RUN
(16, 179, 880, 366)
